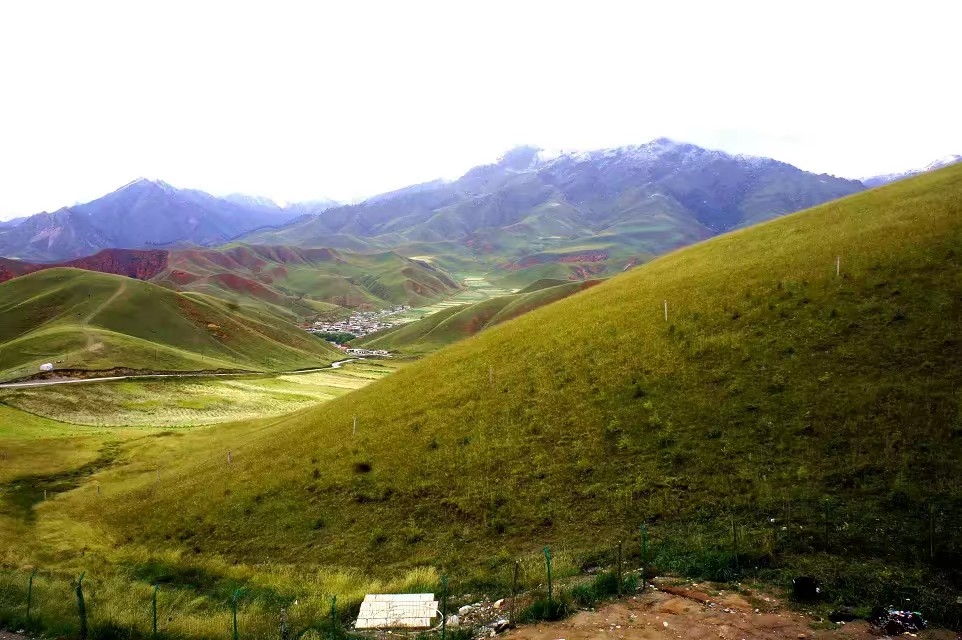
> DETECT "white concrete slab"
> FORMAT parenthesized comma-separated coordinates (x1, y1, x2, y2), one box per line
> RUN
(355, 593, 438, 629)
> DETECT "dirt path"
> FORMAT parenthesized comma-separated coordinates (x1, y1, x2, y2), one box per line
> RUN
(0, 359, 361, 389)
(504, 585, 958, 640)
(82, 279, 127, 352)
(0, 632, 28, 640)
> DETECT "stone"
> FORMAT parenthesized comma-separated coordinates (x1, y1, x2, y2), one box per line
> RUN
(458, 604, 473, 616)
(446, 615, 460, 628)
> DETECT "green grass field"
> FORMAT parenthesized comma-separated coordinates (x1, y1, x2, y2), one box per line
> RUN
(357, 279, 601, 354)
(0, 269, 343, 381)
(0, 362, 397, 427)
(3, 166, 962, 635)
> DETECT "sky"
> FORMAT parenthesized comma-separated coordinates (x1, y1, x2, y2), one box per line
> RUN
(0, 0, 960, 219)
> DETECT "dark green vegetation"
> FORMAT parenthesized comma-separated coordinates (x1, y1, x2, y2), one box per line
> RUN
(243, 139, 864, 283)
(156, 245, 460, 320)
(0, 268, 341, 380)
(356, 279, 601, 354)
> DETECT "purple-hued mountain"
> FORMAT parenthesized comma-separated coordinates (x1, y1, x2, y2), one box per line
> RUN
(0, 179, 335, 262)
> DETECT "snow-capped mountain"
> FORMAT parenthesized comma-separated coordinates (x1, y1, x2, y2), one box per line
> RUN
(862, 155, 962, 188)
(241, 138, 865, 256)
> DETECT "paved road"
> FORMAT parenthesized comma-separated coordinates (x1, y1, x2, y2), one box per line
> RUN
(0, 359, 360, 389)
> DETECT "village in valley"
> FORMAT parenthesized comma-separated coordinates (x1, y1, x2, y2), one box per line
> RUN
(304, 305, 412, 356)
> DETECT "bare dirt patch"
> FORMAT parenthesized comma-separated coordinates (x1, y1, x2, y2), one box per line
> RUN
(503, 586, 958, 640)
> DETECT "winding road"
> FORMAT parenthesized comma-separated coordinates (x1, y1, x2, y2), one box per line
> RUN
(0, 359, 360, 389)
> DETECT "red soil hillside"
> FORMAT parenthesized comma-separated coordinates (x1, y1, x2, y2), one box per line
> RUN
(0, 249, 169, 283)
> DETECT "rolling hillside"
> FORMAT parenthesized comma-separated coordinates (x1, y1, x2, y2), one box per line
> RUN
(54, 163, 962, 619)
(156, 245, 462, 319)
(0, 268, 342, 380)
(356, 279, 602, 354)
(0, 245, 463, 322)
(0, 248, 169, 284)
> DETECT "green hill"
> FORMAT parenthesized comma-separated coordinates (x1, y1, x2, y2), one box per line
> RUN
(0, 268, 342, 380)
(18, 165, 962, 623)
(356, 280, 602, 354)
(155, 245, 462, 319)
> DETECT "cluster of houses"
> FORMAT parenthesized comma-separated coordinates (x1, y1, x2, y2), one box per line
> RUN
(308, 306, 410, 338)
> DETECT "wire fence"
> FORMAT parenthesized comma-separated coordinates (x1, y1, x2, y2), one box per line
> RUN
(2, 497, 961, 640)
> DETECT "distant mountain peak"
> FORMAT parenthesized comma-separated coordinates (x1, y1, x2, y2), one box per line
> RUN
(497, 145, 543, 171)
(862, 154, 962, 187)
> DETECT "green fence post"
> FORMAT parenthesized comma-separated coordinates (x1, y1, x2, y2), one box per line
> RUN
(616, 540, 623, 597)
(732, 518, 739, 574)
(640, 524, 648, 590)
(823, 500, 830, 550)
(152, 584, 159, 638)
(231, 589, 243, 640)
(329, 594, 338, 639)
(929, 504, 935, 561)
(511, 561, 520, 625)
(26, 567, 38, 626)
(440, 575, 448, 640)
(75, 572, 88, 640)
(543, 547, 553, 607)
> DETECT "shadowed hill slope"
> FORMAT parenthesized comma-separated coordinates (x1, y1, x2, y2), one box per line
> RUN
(0, 268, 341, 380)
(60, 165, 962, 618)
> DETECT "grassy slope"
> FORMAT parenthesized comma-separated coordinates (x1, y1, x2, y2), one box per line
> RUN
(18, 165, 962, 621)
(356, 280, 601, 354)
(0, 363, 398, 428)
(157, 245, 462, 317)
(0, 269, 342, 380)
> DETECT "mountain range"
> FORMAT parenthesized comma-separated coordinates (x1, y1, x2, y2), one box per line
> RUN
(0, 179, 337, 262)
(241, 139, 866, 279)
(1, 139, 956, 290)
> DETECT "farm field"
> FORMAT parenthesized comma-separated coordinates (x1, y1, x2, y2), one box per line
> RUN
(0, 361, 397, 427)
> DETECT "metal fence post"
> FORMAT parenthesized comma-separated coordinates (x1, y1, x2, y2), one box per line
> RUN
(616, 541, 623, 596)
(511, 561, 519, 625)
(152, 584, 159, 638)
(329, 594, 337, 639)
(823, 500, 830, 550)
(440, 575, 447, 640)
(543, 547, 553, 607)
(26, 567, 38, 626)
(732, 518, 739, 574)
(640, 524, 648, 590)
(75, 572, 88, 640)
(232, 589, 243, 640)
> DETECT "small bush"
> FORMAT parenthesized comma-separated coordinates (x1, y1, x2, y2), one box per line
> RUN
(518, 594, 570, 622)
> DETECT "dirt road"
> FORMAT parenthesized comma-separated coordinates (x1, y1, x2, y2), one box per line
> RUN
(0, 359, 360, 389)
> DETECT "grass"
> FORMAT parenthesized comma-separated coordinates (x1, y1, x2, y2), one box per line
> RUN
(0, 269, 343, 381)
(357, 279, 598, 354)
(159, 245, 462, 317)
(4, 165, 962, 632)
(0, 362, 397, 427)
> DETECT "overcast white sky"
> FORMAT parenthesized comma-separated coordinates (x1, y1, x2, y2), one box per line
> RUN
(0, 0, 959, 219)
